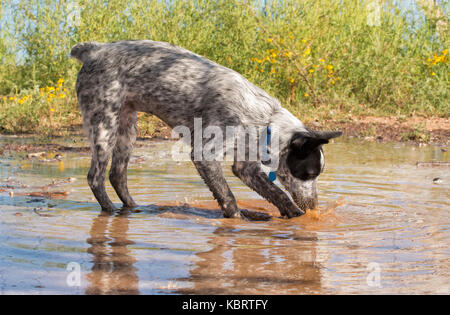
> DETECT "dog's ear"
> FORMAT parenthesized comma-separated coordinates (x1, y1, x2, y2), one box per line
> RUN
(312, 131, 342, 140)
(290, 131, 342, 157)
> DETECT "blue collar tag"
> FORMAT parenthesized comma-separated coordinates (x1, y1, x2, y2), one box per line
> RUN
(268, 171, 277, 182)
(264, 126, 277, 182)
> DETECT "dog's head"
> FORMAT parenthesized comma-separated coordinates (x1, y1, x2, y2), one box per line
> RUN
(275, 130, 342, 211)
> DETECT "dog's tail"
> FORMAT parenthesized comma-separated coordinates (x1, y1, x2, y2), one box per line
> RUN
(70, 42, 102, 63)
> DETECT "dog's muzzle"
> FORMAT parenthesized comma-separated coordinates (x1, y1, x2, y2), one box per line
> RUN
(291, 179, 318, 210)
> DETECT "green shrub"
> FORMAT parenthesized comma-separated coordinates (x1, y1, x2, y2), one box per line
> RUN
(0, 0, 448, 133)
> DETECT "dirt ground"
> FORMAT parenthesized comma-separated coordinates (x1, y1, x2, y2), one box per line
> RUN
(308, 116, 449, 145)
(149, 115, 450, 146)
(0, 116, 448, 154)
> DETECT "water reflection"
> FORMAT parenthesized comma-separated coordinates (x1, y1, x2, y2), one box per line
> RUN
(0, 137, 448, 294)
(178, 222, 322, 294)
(86, 210, 139, 295)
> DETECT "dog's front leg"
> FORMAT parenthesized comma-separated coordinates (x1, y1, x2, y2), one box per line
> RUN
(232, 161, 304, 218)
(192, 159, 240, 218)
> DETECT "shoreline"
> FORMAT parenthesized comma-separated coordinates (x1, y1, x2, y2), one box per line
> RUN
(308, 116, 449, 146)
(0, 115, 449, 153)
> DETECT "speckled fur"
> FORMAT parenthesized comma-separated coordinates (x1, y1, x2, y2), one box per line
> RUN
(72, 40, 339, 218)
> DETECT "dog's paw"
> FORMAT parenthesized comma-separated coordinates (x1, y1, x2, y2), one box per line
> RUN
(240, 209, 272, 221)
(283, 207, 305, 219)
(101, 205, 117, 214)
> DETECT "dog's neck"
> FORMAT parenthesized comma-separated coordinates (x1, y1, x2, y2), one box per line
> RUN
(268, 108, 308, 160)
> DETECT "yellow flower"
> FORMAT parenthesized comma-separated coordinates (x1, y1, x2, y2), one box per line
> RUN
(280, 38, 285, 44)
(304, 93, 309, 97)
(50, 108, 55, 112)
(58, 93, 66, 99)
(289, 78, 295, 83)
(327, 64, 334, 70)
(319, 58, 325, 63)
(431, 72, 436, 76)
(284, 51, 293, 58)
(56, 78, 64, 89)
(309, 69, 314, 73)
(434, 55, 445, 63)
(46, 93, 56, 102)
(442, 49, 448, 55)
(17, 95, 31, 104)
(267, 38, 273, 43)
(301, 38, 306, 43)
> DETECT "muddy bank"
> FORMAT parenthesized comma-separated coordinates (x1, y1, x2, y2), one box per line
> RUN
(0, 115, 448, 155)
(308, 116, 449, 145)
(0, 134, 167, 155)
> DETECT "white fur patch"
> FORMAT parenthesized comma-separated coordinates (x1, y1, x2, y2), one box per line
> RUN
(320, 150, 325, 172)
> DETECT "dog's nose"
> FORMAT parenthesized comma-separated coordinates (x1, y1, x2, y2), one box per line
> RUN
(307, 172, 319, 179)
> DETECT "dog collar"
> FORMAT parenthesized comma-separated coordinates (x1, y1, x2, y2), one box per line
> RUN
(265, 126, 277, 182)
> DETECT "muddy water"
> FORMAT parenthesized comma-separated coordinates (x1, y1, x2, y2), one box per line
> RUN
(0, 136, 448, 295)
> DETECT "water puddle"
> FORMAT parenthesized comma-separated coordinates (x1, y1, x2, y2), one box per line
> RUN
(0, 136, 448, 294)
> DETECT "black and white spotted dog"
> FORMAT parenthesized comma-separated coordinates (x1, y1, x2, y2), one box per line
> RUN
(71, 40, 341, 218)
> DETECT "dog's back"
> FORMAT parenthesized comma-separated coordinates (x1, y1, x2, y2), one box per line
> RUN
(72, 40, 280, 130)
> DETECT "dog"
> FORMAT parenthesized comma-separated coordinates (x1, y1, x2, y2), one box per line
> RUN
(71, 40, 341, 218)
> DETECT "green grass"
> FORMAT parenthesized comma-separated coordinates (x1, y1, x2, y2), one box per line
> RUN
(0, 0, 448, 135)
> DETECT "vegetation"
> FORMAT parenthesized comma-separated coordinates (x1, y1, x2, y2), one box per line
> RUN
(0, 0, 448, 135)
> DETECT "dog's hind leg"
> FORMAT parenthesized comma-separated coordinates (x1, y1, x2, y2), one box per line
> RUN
(232, 161, 303, 218)
(109, 105, 138, 208)
(192, 157, 240, 218)
(84, 107, 119, 213)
